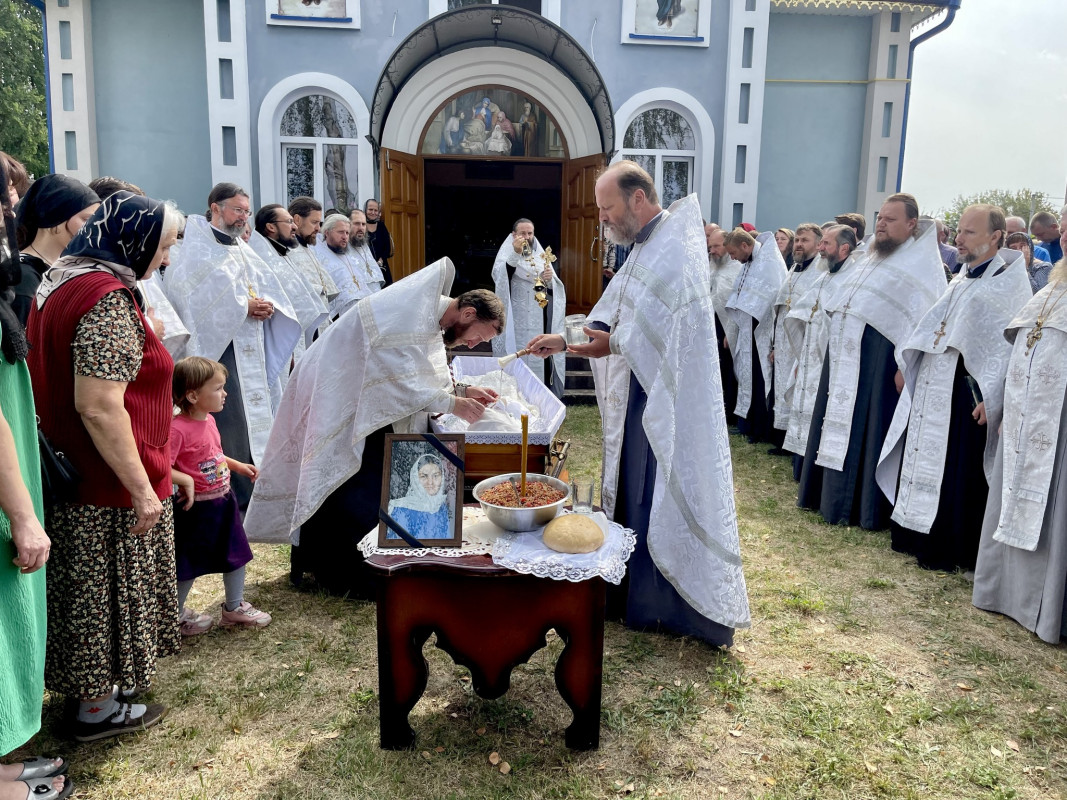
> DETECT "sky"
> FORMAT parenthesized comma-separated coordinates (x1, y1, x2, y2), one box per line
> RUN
(901, 0, 1067, 216)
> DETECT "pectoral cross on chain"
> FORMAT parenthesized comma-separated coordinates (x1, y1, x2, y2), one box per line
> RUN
(933, 321, 947, 347)
(809, 299, 820, 321)
(1025, 320, 1044, 355)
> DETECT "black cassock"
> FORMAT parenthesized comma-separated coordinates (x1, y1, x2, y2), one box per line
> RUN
(735, 327, 779, 445)
(715, 315, 738, 427)
(797, 325, 898, 530)
(891, 358, 988, 571)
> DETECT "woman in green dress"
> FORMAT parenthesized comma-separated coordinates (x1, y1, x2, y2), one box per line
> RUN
(0, 155, 71, 798)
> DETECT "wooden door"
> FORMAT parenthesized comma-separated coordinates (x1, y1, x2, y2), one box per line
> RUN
(560, 153, 606, 315)
(380, 148, 424, 281)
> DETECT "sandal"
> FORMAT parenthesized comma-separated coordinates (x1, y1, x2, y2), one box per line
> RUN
(17, 776, 75, 800)
(10, 758, 66, 780)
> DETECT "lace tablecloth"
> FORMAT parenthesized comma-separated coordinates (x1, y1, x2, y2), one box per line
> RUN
(359, 507, 636, 584)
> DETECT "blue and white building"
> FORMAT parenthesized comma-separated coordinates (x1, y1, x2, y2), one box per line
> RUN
(27, 0, 959, 312)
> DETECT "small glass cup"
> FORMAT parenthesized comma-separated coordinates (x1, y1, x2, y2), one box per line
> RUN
(566, 323, 589, 345)
(570, 477, 594, 514)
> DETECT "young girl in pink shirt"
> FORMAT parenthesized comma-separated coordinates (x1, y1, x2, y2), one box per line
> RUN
(171, 357, 271, 635)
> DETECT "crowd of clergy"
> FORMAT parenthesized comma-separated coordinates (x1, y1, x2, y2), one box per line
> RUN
(709, 197, 1067, 645)
(2, 148, 1067, 793)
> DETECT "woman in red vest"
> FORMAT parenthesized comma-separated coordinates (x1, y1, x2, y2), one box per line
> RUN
(27, 191, 182, 742)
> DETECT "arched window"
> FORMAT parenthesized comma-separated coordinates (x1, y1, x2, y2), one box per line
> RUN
(619, 108, 696, 207)
(279, 94, 361, 212)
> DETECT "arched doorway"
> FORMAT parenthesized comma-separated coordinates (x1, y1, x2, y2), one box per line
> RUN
(369, 6, 615, 314)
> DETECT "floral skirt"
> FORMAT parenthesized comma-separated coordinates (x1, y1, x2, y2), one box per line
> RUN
(44, 498, 180, 699)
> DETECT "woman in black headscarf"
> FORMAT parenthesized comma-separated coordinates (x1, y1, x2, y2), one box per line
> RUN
(0, 157, 72, 798)
(27, 191, 184, 743)
(12, 174, 99, 326)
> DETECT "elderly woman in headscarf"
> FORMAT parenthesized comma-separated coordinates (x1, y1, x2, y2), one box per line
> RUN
(0, 153, 73, 799)
(26, 191, 183, 743)
(387, 454, 451, 540)
(12, 174, 100, 326)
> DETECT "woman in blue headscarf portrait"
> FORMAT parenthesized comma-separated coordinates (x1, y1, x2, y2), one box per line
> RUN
(387, 453, 451, 540)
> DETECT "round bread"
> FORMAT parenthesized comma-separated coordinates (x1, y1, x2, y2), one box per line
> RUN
(543, 514, 604, 554)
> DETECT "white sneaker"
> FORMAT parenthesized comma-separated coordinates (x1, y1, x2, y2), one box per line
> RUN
(219, 601, 272, 628)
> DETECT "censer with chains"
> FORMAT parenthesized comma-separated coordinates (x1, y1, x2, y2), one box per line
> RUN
(521, 239, 555, 309)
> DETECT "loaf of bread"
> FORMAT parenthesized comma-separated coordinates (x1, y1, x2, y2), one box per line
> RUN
(543, 514, 604, 554)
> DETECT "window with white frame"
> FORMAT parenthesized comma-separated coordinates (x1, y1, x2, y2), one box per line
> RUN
(279, 94, 360, 212)
(619, 108, 696, 207)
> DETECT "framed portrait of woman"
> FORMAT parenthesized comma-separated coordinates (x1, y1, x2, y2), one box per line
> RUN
(378, 434, 465, 548)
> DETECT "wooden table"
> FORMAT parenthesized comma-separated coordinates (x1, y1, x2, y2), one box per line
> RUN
(366, 546, 605, 750)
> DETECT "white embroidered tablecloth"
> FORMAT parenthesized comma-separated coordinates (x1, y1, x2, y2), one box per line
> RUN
(359, 507, 636, 584)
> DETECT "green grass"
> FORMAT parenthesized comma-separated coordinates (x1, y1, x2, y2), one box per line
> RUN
(11, 417, 1067, 799)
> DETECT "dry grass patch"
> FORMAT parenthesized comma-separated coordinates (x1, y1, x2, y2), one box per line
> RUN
(12, 413, 1067, 799)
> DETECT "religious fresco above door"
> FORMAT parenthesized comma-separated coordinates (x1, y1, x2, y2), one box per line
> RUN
(421, 89, 565, 159)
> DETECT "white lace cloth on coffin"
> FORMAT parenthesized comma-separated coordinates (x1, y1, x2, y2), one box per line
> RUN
(992, 277, 1067, 551)
(816, 221, 946, 472)
(876, 249, 1032, 532)
(491, 511, 637, 585)
(489, 235, 566, 396)
(432, 355, 566, 445)
(781, 257, 857, 456)
(726, 234, 787, 418)
(771, 256, 825, 430)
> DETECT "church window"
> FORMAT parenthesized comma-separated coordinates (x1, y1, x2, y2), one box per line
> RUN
(446, 0, 541, 11)
(620, 108, 696, 207)
(278, 94, 360, 213)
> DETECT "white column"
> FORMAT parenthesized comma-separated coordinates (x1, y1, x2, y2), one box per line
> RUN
(202, 0, 254, 201)
(857, 10, 911, 222)
(44, 0, 97, 182)
(718, 0, 769, 228)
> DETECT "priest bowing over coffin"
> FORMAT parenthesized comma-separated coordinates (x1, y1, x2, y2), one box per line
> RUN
(244, 260, 504, 595)
(527, 161, 750, 646)
(798, 194, 946, 530)
(877, 206, 1032, 572)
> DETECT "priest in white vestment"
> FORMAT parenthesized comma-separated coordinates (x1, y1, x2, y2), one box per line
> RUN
(797, 195, 946, 530)
(254, 202, 339, 348)
(973, 230, 1067, 643)
(141, 271, 189, 358)
(769, 223, 825, 440)
(707, 227, 742, 425)
(724, 228, 787, 444)
(314, 214, 377, 318)
(490, 218, 566, 397)
(244, 260, 505, 594)
(878, 207, 1032, 571)
(347, 209, 385, 295)
(164, 208, 303, 511)
(782, 226, 858, 477)
(526, 162, 750, 645)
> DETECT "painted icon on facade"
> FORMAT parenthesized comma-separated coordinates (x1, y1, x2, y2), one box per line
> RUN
(421, 89, 564, 159)
(277, 0, 348, 18)
(634, 0, 700, 38)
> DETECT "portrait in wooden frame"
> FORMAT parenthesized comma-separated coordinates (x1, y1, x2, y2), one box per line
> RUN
(378, 433, 465, 548)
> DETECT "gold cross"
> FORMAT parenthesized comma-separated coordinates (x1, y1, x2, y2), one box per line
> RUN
(541, 246, 557, 268)
(933, 321, 947, 346)
(1025, 319, 1044, 355)
(809, 300, 820, 321)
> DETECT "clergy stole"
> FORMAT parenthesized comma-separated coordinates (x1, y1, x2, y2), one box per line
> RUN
(726, 235, 787, 419)
(993, 282, 1067, 551)
(877, 249, 1032, 532)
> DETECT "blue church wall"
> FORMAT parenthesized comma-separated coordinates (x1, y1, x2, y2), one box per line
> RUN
(562, 0, 731, 223)
(91, 0, 212, 213)
(756, 13, 871, 230)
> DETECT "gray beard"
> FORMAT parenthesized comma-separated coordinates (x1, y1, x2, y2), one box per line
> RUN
(710, 254, 731, 269)
(221, 222, 245, 239)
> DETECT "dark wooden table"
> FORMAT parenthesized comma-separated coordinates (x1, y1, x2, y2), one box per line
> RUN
(366, 542, 605, 750)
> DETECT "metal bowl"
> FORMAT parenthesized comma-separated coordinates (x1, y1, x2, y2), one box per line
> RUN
(472, 473, 571, 532)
